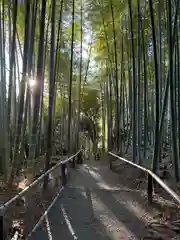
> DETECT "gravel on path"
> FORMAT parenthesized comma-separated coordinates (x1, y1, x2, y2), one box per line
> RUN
(30, 159, 180, 240)
(31, 162, 157, 240)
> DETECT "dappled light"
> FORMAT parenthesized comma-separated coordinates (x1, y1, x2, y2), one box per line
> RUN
(123, 199, 153, 223)
(89, 191, 137, 239)
(81, 164, 154, 223)
(81, 164, 134, 192)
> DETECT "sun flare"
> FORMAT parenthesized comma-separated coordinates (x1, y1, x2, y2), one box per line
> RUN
(29, 78, 36, 87)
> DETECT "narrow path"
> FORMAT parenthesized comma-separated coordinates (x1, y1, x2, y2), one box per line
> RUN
(30, 161, 178, 240)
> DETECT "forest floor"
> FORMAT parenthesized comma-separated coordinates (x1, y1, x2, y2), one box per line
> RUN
(109, 159, 180, 239)
(0, 155, 69, 239)
(1, 154, 180, 239)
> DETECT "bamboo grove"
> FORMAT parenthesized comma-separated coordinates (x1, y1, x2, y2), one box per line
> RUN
(0, 0, 91, 186)
(90, 0, 180, 181)
(0, 0, 180, 186)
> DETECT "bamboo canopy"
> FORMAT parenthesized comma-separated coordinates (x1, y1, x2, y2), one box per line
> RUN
(0, 0, 179, 187)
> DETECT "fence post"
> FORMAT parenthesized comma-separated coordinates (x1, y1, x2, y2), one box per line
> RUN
(0, 207, 4, 240)
(147, 173, 153, 204)
(77, 153, 80, 164)
(153, 178, 157, 193)
(109, 155, 113, 170)
(77, 151, 83, 164)
(61, 164, 66, 186)
(71, 156, 75, 168)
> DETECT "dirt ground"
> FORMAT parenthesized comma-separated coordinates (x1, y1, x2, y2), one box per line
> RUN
(0, 155, 69, 239)
(109, 157, 180, 239)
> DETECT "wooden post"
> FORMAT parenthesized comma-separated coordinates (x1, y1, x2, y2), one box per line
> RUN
(77, 153, 80, 164)
(80, 151, 83, 164)
(61, 164, 66, 186)
(147, 173, 153, 204)
(109, 156, 113, 170)
(0, 208, 4, 240)
(77, 151, 83, 164)
(71, 157, 75, 168)
(153, 178, 157, 193)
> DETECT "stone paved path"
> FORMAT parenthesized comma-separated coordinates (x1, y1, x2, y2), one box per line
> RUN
(30, 161, 178, 240)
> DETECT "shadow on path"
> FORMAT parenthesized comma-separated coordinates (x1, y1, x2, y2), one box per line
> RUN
(58, 186, 113, 240)
(31, 186, 113, 240)
(80, 163, 177, 239)
(31, 161, 175, 240)
(78, 166, 149, 239)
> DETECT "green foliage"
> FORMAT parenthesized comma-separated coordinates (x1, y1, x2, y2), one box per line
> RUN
(44, 94, 65, 120)
(65, 20, 82, 41)
(81, 86, 101, 121)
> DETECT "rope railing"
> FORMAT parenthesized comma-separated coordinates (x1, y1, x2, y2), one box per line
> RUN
(0, 150, 83, 240)
(27, 186, 64, 239)
(108, 152, 180, 205)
